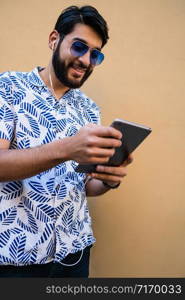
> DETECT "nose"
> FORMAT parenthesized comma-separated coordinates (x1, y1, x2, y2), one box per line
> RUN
(78, 50, 91, 67)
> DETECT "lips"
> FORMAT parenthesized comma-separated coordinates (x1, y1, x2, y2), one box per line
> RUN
(72, 68, 85, 75)
(70, 66, 86, 77)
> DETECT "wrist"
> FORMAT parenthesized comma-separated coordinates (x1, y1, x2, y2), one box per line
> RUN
(52, 138, 71, 162)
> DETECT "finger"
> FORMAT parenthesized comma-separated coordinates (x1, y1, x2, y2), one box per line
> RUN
(93, 126, 122, 140)
(85, 155, 114, 164)
(93, 137, 122, 148)
(87, 147, 115, 158)
(96, 165, 127, 176)
(90, 172, 126, 182)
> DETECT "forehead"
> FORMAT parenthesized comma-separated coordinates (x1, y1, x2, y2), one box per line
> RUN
(64, 23, 103, 49)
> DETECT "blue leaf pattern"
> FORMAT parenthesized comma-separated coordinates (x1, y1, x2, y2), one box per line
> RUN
(0, 67, 99, 265)
(1, 181, 23, 200)
(55, 200, 71, 218)
(55, 241, 68, 262)
(28, 181, 48, 194)
(21, 102, 38, 118)
(34, 209, 51, 223)
(9, 234, 27, 262)
(62, 206, 74, 228)
(0, 254, 15, 264)
(27, 191, 49, 203)
(58, 184, 67, 199)
(21, 245, 38, 264)
(0, 230, 11, 248)
(38, 223, 54, 244)
(0, 207, 17, 225)
(46, 239, 55, 257)
(16, 207, 38, 234)
(72, 239, 82, 250)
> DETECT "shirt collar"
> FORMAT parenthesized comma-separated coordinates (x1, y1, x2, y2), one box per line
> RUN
(28, 66, 75, 100)
(28, 66, 46, 87)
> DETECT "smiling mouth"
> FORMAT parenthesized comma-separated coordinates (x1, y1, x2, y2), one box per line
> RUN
(70, 66, 86, 77)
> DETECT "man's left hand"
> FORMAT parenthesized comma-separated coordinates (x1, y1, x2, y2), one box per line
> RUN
(89, 154, 134, 187)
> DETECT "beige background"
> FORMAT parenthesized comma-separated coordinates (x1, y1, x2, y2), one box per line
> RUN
(0, 0, 185, 277)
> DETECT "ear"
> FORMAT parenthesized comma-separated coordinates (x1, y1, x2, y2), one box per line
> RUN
(48, 30, 60, 51)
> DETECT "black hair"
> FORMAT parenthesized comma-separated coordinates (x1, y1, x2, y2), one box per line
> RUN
(54, 5, 109, 47)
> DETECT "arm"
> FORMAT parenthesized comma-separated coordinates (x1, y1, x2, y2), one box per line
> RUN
(0, 138, 71, 181)
(85, 178, 112, 196)
(86, 155, 133, 196)
(0, 124, 122, 182)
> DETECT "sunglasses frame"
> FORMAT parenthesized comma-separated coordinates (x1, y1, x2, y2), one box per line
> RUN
(70, 40, 104, 66)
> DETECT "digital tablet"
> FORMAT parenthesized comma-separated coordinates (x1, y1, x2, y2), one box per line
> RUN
(75, 118, 152, 173)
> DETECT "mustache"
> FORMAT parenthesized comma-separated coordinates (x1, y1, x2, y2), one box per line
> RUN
(69, 61, 89, 71)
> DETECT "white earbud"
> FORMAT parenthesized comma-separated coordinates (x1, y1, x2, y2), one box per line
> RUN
(52, 42, 56, 51)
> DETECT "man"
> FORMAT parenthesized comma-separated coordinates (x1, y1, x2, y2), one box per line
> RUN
(0, 5, 133, 277)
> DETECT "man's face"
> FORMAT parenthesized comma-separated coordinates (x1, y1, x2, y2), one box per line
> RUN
(52, 23, 103, 89)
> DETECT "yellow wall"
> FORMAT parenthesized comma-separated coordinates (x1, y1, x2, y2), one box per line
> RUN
(1, 0, 185, 277)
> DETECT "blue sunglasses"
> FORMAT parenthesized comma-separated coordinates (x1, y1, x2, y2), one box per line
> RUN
(70, 40, 104, 66)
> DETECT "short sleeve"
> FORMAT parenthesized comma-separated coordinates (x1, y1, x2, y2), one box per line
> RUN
(0, 73, 14, 141)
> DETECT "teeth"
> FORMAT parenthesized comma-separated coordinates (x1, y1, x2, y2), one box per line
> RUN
(74, 68, 85, 72)
(73, 65, 86, 71)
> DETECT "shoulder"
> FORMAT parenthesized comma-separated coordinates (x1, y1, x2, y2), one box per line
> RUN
(0, 71, 14, 104)
(0, 70, 29, 87)
(0, 71, 12, 84)
(0, 70, 30, 106)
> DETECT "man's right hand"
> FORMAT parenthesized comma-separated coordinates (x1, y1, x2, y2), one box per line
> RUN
(0, 123, 122, 182)
(66, 123, 122, 164)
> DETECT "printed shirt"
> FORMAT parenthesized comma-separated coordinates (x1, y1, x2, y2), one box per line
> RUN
(0, 67, 100, 265)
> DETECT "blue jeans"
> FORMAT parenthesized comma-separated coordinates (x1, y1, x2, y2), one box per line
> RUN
(0, 245, 92, 278)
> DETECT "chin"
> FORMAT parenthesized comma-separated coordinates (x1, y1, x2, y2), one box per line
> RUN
(68, 76, 83, 86)
(64, 79, 83, 89)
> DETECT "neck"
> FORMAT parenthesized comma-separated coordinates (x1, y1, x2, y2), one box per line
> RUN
(39, 63, 69, 100)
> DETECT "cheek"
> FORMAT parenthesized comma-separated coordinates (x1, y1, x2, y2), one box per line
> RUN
(59, 49, 75, 66)
(58, 46, 70, 63)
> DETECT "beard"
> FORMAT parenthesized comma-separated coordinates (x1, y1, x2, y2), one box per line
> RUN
(52, 41, 93, 89)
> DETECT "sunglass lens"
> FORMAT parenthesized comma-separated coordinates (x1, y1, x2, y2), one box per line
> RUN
(71, 41, 105, 66)
(71, 41, 88, 57)
(91, 50, 104, 65)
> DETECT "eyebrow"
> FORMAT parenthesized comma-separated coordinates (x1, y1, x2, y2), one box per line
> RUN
(72, 37, 102, 51)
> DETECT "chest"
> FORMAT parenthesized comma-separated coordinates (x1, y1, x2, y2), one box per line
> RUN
(11, 91, 87, 149)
